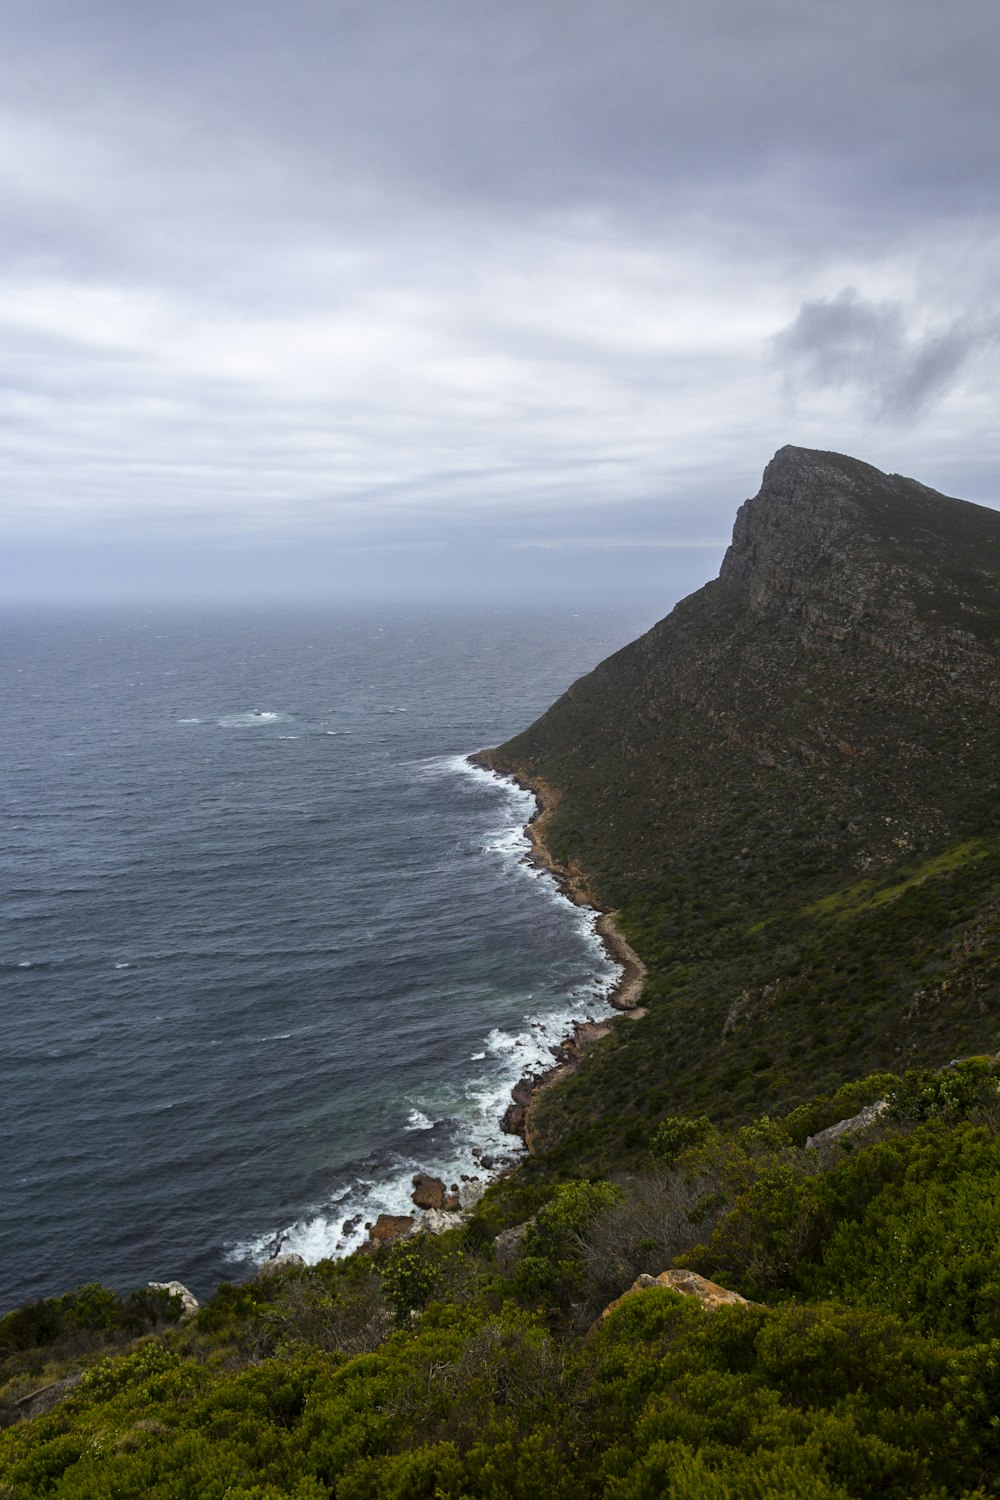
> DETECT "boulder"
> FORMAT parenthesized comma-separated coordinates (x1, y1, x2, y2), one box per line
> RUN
(411, 1173, 447, 1210)
(147, 1280, 199, 1319)
(493, 1218, 534, 1274)
(458, 1178, 485, 1210)
(362, 1213, 414, 1252)
(806, 1099, 887, 1151)
(421, 1208, 465, 1234)
(593, 1269, 752, 1329)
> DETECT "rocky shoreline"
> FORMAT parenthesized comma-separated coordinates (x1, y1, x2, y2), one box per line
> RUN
(351, 755, 647, 1254)
(470, 753, 647, 1150)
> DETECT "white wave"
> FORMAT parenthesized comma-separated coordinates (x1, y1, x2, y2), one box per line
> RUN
(176, 718, 201, 724)
(404, 1109, 434, 1131)
(217, 710, 290, 728)
(114, 962, 131, 970)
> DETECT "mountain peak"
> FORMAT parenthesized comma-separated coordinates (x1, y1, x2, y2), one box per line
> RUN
(719, 447, 1000, 648)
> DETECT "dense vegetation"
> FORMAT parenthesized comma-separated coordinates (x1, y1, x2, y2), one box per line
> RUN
(3, 1065, 1000, 1496)
(4, 449, 999, 1495)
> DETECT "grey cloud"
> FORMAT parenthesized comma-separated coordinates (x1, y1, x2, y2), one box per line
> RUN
(1, 1, 999, 604)
(774, 289, 996, 419)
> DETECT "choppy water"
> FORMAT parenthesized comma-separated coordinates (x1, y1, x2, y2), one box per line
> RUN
(0, 601, 659, 1311)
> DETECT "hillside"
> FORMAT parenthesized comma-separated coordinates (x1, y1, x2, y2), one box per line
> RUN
(479, 446, 1000, 1162)
(4, 446, 1000, 1499)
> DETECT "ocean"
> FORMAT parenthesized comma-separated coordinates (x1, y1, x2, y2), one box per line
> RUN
(0, 600, 659, 1312)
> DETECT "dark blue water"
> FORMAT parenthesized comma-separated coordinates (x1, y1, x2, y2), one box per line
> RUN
(0, 601, 659, 1312)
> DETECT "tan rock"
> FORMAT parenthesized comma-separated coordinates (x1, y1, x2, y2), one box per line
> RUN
(594, 1269, 751, 1329)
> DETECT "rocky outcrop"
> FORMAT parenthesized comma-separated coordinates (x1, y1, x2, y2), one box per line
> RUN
(147, 1280, 199, 1318)
(806, 1099, 888, 1151)
(493, 1218, 534, 1274)
(593, 1269, 752, 1330)
(421, 1208, 465, 1234)
(360, 1213, 415, 1253)
(411, 1173, 447, 1210)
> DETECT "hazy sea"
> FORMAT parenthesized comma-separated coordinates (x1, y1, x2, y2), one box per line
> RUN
(0, 601, 658, 1312)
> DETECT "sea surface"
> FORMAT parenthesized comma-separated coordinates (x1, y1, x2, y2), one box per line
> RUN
(0, 600, 660, 1312)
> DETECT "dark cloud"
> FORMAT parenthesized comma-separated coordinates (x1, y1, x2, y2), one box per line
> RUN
(774, 289, 997, 419)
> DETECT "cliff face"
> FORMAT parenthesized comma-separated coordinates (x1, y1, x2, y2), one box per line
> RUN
(487, 446, 1000, 906)
(721, 446, 1000, 666)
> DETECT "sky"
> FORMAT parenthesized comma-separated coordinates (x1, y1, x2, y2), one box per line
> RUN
(2, 0, 998, 605)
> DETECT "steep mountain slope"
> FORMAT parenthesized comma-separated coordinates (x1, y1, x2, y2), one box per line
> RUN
(481, 447, 1000, 1162)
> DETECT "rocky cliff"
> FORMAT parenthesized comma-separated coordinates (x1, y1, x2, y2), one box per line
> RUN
(485, 446, 1000, 905)
(481, 447, 1000, 1161)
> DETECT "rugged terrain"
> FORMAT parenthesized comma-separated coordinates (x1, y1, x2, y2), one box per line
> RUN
(4, 447, 1000, 1499)
(480, 446, 1000, 1161)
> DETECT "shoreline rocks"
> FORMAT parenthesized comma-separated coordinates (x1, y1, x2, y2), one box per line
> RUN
(470, 754, 647, 1152)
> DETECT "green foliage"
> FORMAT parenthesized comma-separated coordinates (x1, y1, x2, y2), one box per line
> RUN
(513, 1180, 622, 1313)
(885, 1058, 1000, 1123)
(380, 1235, 473, 1324)
(77, 1339, 181, 1401)
(649, 1115, 713, 1163)
(0, 1282, 180, 1358)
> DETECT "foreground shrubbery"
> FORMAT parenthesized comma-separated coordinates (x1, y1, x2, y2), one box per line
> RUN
(1, 1290, 997, 1497)
(4, 1068, 1000, 1497)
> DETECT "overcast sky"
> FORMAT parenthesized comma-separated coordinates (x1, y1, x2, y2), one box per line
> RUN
(2, 0, 998, 605)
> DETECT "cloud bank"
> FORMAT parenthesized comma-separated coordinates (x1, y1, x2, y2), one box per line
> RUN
(1, 0, 998, 602)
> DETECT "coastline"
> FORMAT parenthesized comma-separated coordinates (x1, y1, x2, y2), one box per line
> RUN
(469, 750, 647, 1149)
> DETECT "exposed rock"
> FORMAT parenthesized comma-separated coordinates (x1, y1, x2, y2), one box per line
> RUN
(421, 1208, 465, 1234)
(593, 1269, 752, 1329)
(501, 1075, 538, 1137)
(442, 1192, 461, 1211)
(458, 1178, 485, 1210)
(493, 1218, 534, 1274)
(9, 1374, 82, 1421)
(502, 1017, 620, 1143)
(255, 1253, 306, 1278)
(806, 1099, 888, 1151)
(360, 1213, 415, 1253)
(411, 1173, 447, 1210)
(147, 1280, 199, 1318)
